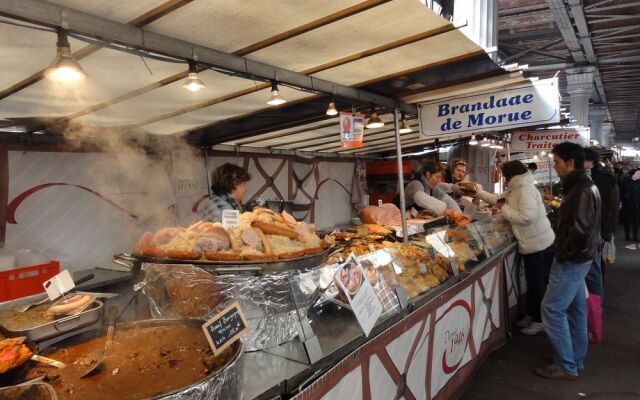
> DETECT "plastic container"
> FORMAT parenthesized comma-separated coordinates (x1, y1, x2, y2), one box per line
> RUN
(0, 261, 60, 302)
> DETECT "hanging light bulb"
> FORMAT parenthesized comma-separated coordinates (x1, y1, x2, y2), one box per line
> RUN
(326, 96, 338, 116)
(399, 112, 412, 133)
(44, 28, 87, 83)
(366, 106, 384, 129)
(480, 137, 490, 147)
(267, 81, 287, 105)
(182, 61, 206, 92)
(533, 154, 539, 161)
(540, 150, 547, 157)
(469, 134, 478, 146)
(496, 141, 504, 150)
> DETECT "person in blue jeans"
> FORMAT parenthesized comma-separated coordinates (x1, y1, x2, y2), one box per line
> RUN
(536, 142, 601, 381)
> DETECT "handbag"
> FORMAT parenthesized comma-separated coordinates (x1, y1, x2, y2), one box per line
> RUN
(586, 293, 603, 344)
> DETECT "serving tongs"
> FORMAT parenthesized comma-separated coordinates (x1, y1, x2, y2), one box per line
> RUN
(15, 274, 95, 313)
(74, 306, 117, 378)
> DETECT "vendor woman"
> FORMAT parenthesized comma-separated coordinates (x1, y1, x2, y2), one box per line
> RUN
(404, 161, 461, 216)
(198, 163, 251, 223)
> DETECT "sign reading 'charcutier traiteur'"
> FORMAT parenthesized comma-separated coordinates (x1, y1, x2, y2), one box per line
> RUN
(418, 78, 560, 137)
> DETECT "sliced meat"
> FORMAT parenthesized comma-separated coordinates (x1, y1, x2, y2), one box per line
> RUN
(293, 223, 312, 236)
(281, 211, 297, 225)
(136, 232, 154, 252)
(153, 227, 186, 246)
(241, 228, 262, 248)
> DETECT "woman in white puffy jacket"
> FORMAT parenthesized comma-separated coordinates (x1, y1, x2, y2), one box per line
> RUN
(477, 160, 555, 335)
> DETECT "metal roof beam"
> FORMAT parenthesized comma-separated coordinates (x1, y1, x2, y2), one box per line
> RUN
(0, 0, 417, 114)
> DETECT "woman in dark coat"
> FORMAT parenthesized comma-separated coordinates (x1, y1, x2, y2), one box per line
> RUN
(620, 169, 640, 242)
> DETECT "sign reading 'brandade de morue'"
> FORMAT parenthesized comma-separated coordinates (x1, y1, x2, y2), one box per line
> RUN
(418, 78, 560, 137)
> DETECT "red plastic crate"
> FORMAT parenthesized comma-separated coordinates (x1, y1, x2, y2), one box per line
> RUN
(0, 261, 60, 302)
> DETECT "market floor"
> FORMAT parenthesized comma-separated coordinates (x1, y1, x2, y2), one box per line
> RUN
(461, 228, 640, 400)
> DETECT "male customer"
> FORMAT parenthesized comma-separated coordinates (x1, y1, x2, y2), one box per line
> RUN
(536, 142, 601, 380)
(584, 148, 614, 302)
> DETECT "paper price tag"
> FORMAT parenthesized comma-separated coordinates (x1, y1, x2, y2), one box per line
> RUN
(202, 302, 250, 356)
(43, 269, 75, 301)
(377, 199, 383, 207)
(335, 254, 383, 337)
(222, 210, 240, 228)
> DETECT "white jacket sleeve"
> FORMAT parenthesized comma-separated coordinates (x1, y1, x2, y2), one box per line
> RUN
(477, 190, 500, 205)
(414, 191, 447, 214)
(500, 187, 538, 225)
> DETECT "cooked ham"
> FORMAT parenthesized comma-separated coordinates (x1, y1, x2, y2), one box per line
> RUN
(241, 228, 261, 248)
(193, 236, 221, 252)
(200, 226, 230, 249)
(358, 204, 402, 225)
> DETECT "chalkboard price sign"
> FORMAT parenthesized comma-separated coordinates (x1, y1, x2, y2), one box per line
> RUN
(202, 302, 250, 355)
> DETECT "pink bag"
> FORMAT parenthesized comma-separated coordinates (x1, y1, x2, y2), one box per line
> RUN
(586, 293, 603, 344)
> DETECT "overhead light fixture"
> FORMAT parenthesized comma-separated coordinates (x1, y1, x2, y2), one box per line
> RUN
(540, 150, 547, 157)
(399, 112, 412, 133)
(326, 96, 338, 116)
(182, 61, 206, 92)
(267, 81, 287, 105)
(533, 154, 539, 161)
(480, 137, 490, 147)
(469, 134, 478, 146)
(366, 106, 384, 129)
(494, 141, 504, 150)
(44, 28, 87, 83)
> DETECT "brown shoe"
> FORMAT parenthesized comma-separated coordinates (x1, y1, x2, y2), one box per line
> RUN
(535, 365, 577, 381)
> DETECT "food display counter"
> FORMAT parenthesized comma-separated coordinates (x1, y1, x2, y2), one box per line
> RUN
(0, 209, 517, 400)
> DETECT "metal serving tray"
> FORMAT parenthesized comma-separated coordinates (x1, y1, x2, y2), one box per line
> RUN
(0, 294, 104, 342)
(126, 247, 331, 274)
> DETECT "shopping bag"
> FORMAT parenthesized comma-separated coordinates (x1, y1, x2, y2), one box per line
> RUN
(603, 237, 616, 265)
(586, 293, 603, 344)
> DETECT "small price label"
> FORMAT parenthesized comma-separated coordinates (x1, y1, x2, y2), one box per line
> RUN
(377, 199, 383, 207)
(43, 269, 75, 301)
(418, 262, 428, 274)
(427, 247, 436, 261)
(222, 210, 240, 228)
(202, 302, 250, 356)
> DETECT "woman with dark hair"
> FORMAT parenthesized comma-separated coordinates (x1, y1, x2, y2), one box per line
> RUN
(403, 161, 461, 216)
(477, 160, 555, 335)
(198, 163, 251, 222)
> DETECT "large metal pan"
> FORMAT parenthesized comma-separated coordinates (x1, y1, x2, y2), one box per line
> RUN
(14, 318, 243, 400)
(122, 247, 331, 274)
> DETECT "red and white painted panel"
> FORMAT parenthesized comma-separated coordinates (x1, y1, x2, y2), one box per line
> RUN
(294, 255, 506, 400)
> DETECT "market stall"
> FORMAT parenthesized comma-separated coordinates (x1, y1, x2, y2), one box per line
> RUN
(0, 1, 544, 399)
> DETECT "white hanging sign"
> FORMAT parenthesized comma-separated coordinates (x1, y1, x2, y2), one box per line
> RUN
(510, 128, 589, 152)
(418, 78, 560, 137)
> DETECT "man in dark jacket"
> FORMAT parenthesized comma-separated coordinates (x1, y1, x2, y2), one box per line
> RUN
(536, 142, 601, 381)
(584, 148, 615, 301)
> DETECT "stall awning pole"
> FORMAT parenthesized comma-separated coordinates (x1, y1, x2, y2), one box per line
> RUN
(202, 147, 212, 200)
(393, 106, 409, 244)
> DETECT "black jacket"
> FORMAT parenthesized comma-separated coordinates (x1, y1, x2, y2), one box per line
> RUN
(554, 170, 602, 264)
(590, 164, 615, 241)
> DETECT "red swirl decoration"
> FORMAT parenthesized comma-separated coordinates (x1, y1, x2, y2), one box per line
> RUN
(6, 183, 138, 224)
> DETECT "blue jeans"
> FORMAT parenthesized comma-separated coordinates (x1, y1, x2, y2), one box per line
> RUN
(541, 258, 591, 375)
(585, 244, 604, 303)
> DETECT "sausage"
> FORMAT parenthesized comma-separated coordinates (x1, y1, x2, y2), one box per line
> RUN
(281, 211, 297, 225)
(47, 294, 92, 316)
(254, 228, 273, 255)
(241, 228, 261, 248)
(251, 221, 299, 240)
